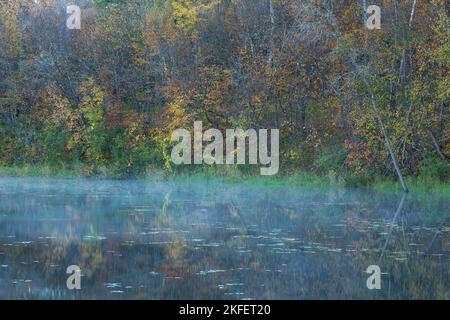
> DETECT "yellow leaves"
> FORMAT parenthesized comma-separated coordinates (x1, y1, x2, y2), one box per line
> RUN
(288, 150, 300, 161)
(0, 1, 20, 59)
(145, 0, 219, 46)
(65, 80, 109, 166)
(66, 132, 79, 152)
(164, 97, 193, 133)
(171, 0, 218, 32)
(78, 79, 105, 127)
(171, 0, 198, 32)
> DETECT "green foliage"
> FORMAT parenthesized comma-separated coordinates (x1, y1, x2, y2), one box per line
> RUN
(36, 126, 71, 165)
(314, 145, 348, 176)
(419, 154, 450, 182)
(66, 80, 109, 170)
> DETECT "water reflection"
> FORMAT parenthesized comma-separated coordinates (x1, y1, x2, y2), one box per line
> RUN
(378, 192, 407, 265)
(0, 177, 448, 300)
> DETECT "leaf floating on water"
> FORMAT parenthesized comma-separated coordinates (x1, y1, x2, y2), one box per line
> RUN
(196, 269, 227, 276)
(104, 283, 122, 288)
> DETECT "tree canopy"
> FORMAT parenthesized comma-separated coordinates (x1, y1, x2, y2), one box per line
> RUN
(0, 0, 448, 182)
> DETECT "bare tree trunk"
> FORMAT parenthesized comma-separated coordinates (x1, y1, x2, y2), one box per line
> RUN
(429, 130, 449, 161)
(353, 4, 408, 191)
(268, 0, 275, 65)
(398, 0, 417, 80)
(418, 103, 449, 161)
(408, 0, 417, 28)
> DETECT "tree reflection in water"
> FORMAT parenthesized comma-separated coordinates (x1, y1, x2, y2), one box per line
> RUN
(0, 178, 448, 299)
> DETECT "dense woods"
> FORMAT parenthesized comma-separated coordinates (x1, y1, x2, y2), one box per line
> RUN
(0, 0, 448, 183)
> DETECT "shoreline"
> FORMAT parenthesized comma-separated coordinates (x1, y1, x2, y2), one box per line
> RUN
(1, 165, 449, 195)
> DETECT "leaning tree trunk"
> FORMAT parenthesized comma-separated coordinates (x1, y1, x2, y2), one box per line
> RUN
(363, 76, 409, 193)
(357, 1, 409, 193)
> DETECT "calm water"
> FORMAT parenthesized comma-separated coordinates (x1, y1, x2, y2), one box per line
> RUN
(0, 177, 448, 300)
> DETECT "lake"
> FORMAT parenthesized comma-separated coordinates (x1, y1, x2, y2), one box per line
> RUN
(0, 177, 448, 299)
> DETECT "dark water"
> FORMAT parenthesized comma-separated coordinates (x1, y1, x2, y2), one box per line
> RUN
(0, 177, 448, 300)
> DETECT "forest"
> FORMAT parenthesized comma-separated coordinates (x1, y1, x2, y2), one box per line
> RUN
(0, 0, 448, 186)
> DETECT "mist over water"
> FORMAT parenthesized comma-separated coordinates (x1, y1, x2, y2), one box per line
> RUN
(0, 177, 448, 299)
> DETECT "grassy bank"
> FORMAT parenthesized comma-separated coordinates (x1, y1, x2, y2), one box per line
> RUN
(1, 164, 449, 195)
(0, 165, 81, 178)
(171, 172, 450, 194)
